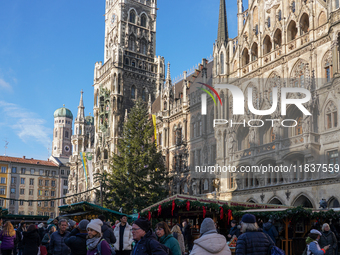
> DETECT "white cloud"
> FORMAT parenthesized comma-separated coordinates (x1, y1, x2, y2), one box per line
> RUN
(0, 101, 52, 149)
(0, 78, 12, 91)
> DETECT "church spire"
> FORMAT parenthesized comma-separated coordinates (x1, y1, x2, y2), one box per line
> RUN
(217, 0, 228, 45)
(165, 62, 172, 89)
(76, 90, 85, 121)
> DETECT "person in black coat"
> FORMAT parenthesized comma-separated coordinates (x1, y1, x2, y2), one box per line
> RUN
(228, 220, 241, 241)
(263, 219, 278, 244)
(98, 215, 116, 245)
(183, 220, 193, 252)
(319, 223, 337, 255)
(64, 219, 89, 255)
(131, 218, 168, 255)
(236, 214, 275, 255)
(22, 224, 41, 255)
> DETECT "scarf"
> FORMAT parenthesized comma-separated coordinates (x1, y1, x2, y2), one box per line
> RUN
(86, 236, 102, 250)
(306, 237, 316, 245)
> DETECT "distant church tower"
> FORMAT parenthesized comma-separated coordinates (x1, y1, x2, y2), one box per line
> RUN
(92, 0, 165, 173)
(52, 105, 73, 158)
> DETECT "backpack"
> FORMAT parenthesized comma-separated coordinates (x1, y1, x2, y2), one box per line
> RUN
(267, 244, 286, 255)
(146, 238, 173, 255)
(97, 239, 116, 255)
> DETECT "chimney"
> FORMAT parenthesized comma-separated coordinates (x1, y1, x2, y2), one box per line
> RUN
(22, 156, 25, 159)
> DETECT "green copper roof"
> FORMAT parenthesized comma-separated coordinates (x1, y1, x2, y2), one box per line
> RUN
(54, 105, 73, 119)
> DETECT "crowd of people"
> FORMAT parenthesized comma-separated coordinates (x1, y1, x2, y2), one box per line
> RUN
(0, 213, 337, 255)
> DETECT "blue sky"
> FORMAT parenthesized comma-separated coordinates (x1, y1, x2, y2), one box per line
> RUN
(0, 0, 241, 159)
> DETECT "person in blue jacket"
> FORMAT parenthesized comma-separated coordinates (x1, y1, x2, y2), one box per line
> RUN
(263, 219, 278, 244)
(306, 229, 330, 255)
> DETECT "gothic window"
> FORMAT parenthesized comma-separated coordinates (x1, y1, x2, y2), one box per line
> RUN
(118, 74, 121, 94)
(220, 52, 224, 74)
(204, 179, 208, 191)
(104, 149, 108, 159)
(173, 126, 176, 145)
(176, 126, 182, 145)
(263, 35, 272, 55)
(253, 6, 258, 27)
(325, 101, 338, 129)
(129, 10, 136, 23)
(287, 21, 297, 42)
(318, 12, 327, 26)
(142, 88, 146, 101)
(255, 24, 259, 35)
(270, 127, 275, 142)
(300, 14, 309, 35)
(164, 101, 167, 111)
(278, 10, 282, 21)
(295, 117, 303, 135)
(141, 14, 147, 27)
(141, 40, 147, 55)
(251, 43, 258, 61)
(328, 150, 339, 170)
(230, 173, 235, 189)
(267, 17, 271, 28)
(131, 60, 136, 67)
(323, 51, 333, 83)
(242, 48, 250, 66)
(131, 86, 136, 99)
(55, 129, 58, 138)
(292, 1, 296, 13)
(337, 0, 340, 9)
(274, 29, 282, 49)
(129, 35, 136, 51)
(65, 131, 69, 138)
(291, 61, 309, 88)
(125, 58, 129, 65)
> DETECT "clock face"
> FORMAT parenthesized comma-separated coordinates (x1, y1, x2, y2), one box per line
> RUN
(64, 145, 70, 152)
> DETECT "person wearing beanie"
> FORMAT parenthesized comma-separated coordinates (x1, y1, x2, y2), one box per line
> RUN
(236, 214, 275, 255)
(306, 229, 330, 255)
(114, 215, 133, 255)
(131, 218, 168, 255)
(190, 218, 231, 255)
(86, 219, 111, 255)
(155, 221, 181, 255)
(65, 219, 89, 255)
(68, 220, 77, 231)
(42, 225, 56, 255)
(318, 224, 335, 255)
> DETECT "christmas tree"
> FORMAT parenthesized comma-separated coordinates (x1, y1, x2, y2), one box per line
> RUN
(97, 98, 170, 214)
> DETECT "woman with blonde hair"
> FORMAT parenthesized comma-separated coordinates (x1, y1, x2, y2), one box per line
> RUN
(0, 221, 17, 255)
(171, 225, 185, 255)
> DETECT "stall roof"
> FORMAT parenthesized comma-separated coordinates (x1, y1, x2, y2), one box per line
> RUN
(59, 201, 132, 218)
(241, 208, 293, 213)
(141, 194, 291, 213)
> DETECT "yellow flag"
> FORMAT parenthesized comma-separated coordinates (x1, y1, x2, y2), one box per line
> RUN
(152, 114, 157, 146)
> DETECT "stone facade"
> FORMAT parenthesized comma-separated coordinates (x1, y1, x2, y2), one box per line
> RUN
(211, 0, 340, 208)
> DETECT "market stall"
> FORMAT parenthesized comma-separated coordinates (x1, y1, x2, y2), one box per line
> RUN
(59, 201, 133, 223)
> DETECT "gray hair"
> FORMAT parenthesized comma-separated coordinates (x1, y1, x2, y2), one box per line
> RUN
(241, 222, 259, 233)
(322, 223, 330, 232)
(58, 219, 68, 225)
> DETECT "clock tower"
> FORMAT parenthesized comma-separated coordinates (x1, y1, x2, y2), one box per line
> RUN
(93, 0, 165, 174)
(52, 105, 73, 158)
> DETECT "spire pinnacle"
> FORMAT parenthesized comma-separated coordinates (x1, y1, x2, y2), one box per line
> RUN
(76, 90, 85, 121)
(217, 0, 228, 45)
(166, 62, 171, 81)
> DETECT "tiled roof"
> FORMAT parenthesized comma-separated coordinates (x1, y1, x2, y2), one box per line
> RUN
(0, 156, 58, 167)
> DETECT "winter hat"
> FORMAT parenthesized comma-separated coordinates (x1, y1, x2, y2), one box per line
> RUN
(68, 220, 76, 228)
(310, 229, 322, 236)
(241, 214, 256, 223)
(87, 219, 103, 234)
(133, 218, 151, 232)
(200, 218, 217, 235)
(78, 219, 89, 231)
(48, 224, 56, 231)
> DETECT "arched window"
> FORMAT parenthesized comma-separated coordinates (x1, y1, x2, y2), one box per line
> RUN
(129, 10, 136, 23)
(104, 149, 108, 159)
(251, 43, 258, 61)
(131, 60, 136, 67)
(253, 7, 258, 27)
(274, 29, 282, 49)
(318, 12, 327, 26)
(125, 58, 129, 65)
(118, 74, 121, 94)
(287, 21, 297, 42)
(141, 14, 147, 27)
(323, 51, 333, 83)
(55, 129, 58, 138)
(292, 1, 296, 13)
(131, 86, 136, 99)
(65, 131, 69, 138)
(278, 10, 282, 21)
(242, 48, 250, 66)
(129, 35, 136, 51)
(270, 127, 275, 142)
(164, 101, 167, 111)
(263, 35, 272, 55)
(325, 101, 338, 129)
(220, 52, 224, 74)
(300, 14, 309, 35)
(267, 17, 271, 28)
(176, 126, 182, 145)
